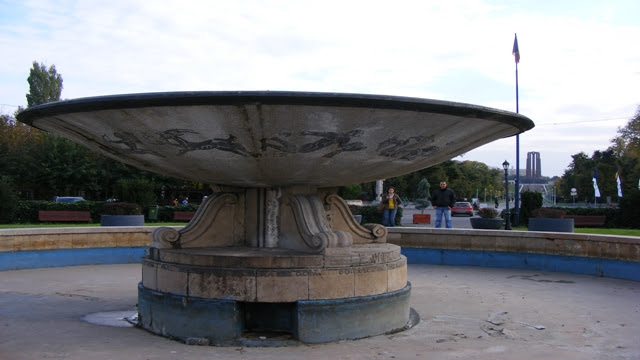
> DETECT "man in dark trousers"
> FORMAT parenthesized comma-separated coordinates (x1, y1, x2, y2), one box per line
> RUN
(431, 181, 456, 228)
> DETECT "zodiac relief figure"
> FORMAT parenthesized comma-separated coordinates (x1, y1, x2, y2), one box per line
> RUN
(153, 128, 367, 158)
(299, 130, 366, 157)
(261, 129, 366, 158)
(103, 132, 147, 153)
(261, 132, 297, 155)
(158, 129, 252, 157)
(377, 135, 439, 160)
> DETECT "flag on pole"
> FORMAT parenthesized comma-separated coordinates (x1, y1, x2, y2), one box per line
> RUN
(512, 34, 520, 63)
(593, 168, 601, 198)
(615, 168, 623, 197)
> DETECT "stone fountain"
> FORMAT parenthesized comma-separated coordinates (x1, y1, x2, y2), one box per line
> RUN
(18, 91, 534, 345)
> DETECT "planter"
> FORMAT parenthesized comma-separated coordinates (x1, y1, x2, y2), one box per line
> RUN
(100, 215, 144, 226)
(413, 214, 431, 224)
(528, 218, 574, 233)
(470, 217, 503, 230)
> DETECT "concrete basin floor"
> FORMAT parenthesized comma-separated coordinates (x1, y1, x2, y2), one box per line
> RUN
(1, 263, 638, 360)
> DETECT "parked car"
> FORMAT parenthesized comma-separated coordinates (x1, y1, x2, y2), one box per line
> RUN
(451, 201, 474, 216)
(53, 196, 86, 203)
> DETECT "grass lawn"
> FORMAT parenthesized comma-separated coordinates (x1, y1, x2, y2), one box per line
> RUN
(510, 226, 639, 237)
(574, 228, 640, 237)
(0, 222, 187, 229)
(1, 223, 638, 237)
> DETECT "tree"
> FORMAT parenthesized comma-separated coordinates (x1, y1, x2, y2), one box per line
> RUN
(0, 175, 19, 223)
(610, 107, 640, 160)
(608, 107, 640, 198)
(560, 152, 596, 202)
(414, 178, 431, 214)
(338, 183, 362, 200)
(26, 61, 63, 107)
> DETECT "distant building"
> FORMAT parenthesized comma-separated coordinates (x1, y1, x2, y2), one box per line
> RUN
(525, 152, 541, 180)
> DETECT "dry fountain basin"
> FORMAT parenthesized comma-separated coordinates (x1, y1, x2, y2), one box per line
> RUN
(17, 91, 534, 345)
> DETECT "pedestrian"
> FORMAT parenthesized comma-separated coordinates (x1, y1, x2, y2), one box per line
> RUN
(171, 198, 178, 206)
(431, 181, 456, 228)
(381, 187, 402, 227)
(181, 197, 189, 205)
(494, 197, 499, 208)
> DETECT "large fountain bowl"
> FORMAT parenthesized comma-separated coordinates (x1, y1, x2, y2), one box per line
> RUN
(17, 91, 534, 187)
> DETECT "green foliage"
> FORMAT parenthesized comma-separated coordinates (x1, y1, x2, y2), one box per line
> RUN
(530, 208, 566, 219)
(477, 207, 498, 218)
(102, 202, 142, 215)
(26, 61, 63, 107)
(338, 184, 362, 200)
(373, 160, 503, 203)
(156, 204, 200, 222)
(618, 190, 640, 229)
(610, 106, 640, 160)
(14, 200, 103, 223)
(520, 190, 543, 224)
(0, 176, 19, 223)
(113, 178, 157, 210)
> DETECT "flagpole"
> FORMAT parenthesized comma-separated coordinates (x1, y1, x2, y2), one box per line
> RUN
(513, 33, 521, 225)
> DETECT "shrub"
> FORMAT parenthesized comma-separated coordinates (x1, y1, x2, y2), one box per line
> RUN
(477, 207, 498, 218)
(102, 202, 142, 215)
(520, 190, 543, 224)
(0, 176, 19, 224)
(618, 190, 640, 229)
(530, 207, 566, 219)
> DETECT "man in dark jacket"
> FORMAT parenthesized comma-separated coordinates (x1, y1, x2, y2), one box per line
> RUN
(431, 181, 456, 228)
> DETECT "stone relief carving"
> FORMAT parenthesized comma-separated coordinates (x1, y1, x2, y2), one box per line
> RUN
(377, 135, 439, 160)
(103, 127, 437, 161)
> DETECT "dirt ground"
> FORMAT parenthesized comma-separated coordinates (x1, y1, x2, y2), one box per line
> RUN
(1, 263, 638, 360)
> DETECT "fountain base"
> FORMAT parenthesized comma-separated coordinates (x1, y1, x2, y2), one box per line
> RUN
(137, 244, 412, 345)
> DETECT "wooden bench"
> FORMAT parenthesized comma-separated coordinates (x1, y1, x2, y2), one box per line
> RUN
(38, 210, 92, 222)
(562, 215, 606, 227)
(173, 211, 196, 221)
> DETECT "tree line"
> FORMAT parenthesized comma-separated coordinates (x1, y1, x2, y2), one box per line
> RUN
(1, 62, 204, 205)
(556, 108, 640, 204)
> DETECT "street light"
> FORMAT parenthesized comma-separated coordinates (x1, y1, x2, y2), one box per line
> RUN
(502, 160, 511, 230)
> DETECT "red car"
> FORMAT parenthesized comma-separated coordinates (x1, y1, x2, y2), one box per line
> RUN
(451, 202, 474, 216)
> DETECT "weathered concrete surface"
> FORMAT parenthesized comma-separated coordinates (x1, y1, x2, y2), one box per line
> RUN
(17, 92, 534, 187)
(1, 263, 638, 359)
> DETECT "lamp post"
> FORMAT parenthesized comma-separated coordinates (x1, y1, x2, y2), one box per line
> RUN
(502, 160, 511, 230)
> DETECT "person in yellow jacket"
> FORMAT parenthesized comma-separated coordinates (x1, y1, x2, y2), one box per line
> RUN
(381, 187, 402, 227)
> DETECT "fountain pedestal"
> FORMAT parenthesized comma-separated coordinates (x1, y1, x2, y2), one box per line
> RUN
(139, 186, 410, 344)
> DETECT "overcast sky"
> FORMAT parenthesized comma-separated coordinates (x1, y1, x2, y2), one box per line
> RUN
(1, 0, 639, 177)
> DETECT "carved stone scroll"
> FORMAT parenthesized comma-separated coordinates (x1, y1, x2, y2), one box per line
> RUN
(279, 193, 353, 253)
(151, 193, 242, 249)
(324, 193, 387, 243)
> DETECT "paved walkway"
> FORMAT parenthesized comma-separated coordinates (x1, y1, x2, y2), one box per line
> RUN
(1, 263, 638, 359)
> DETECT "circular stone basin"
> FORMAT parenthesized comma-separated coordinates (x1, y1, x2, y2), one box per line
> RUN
(144, 244, 406, 301)
(17, 91, 534, 187)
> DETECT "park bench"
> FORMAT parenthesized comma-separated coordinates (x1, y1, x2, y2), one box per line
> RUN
(562, 215, 606, 227)
(38, 210, 92, 222)
(173, 211, 196, 221)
